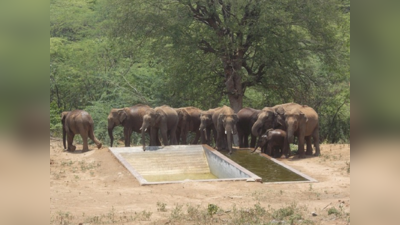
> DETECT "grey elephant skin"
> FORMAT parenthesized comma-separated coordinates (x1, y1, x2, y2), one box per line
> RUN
(237, 107, 261, 148)
(61, 110, 102, 152)
(140, 105, 179, 151)
(251, 103, 298, 137)
(275, 104, 320, 158)
(107, 104, 154, 147)
(175, 107, 202, 144)
(212, 106, 238, 154)
(199, 107, 220, 146)
(252, 129, 288, 158)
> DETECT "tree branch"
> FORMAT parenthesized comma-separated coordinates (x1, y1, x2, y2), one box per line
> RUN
(198, 40, 216, 53)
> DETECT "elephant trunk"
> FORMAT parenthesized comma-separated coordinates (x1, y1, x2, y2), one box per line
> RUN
(252, 140, 259, 153)
(141, 128, 146, 151)
(226, 126, 233, 154)
(62, 125, 66, 150)
(199, 122, 206, 131)
(251, 121, 262, 137)
(287, 128, 294, 144)
(141, 121, 149, 151)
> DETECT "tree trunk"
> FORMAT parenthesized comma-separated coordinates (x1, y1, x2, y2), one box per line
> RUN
(223, 57, 243, 146)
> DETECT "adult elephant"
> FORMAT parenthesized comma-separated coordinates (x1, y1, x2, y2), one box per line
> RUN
(251, 129, 289, 158)
(199, 107, 220, 146)
(251, 103, 299, 137)
(175, 107, 202, 144)
(61, 110, 102, 152)
(276, 105, 320, 158)
(107, 104, 154, 147)
(237, 107, 261, 148)
(140, 105, 179, 151)
(212, 106, 238, 154)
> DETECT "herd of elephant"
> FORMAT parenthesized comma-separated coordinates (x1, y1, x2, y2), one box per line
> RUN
(61, 102, 320, 158)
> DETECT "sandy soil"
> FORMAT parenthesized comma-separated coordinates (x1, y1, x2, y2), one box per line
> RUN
(50, 139, 350, 224)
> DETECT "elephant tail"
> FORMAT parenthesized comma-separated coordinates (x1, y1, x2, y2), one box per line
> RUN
(62, 126, 66, 150)
(61, 113, 67, 150)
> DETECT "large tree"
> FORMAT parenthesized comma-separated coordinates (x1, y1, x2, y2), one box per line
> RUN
(109, 0, 346, 112)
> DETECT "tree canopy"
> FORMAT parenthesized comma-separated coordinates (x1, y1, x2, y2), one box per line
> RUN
(50, 0, 350, 144)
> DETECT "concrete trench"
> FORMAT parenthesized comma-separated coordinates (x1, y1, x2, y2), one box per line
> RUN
(109, 145, 315, 185)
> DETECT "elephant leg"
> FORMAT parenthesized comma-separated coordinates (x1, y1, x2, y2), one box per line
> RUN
(170, 127, 178, 145)
(155, 131, 161, 146)
(67, 132, 76, 151)
(159, 126, 169, 146)
(215, 131, 221, 150)
(274, 147, 283, 158)
(88, 128, 102, 149)
(238, 129, 244, 148)
(282, 136, 291, 158)
(180, 130, 187, 145)
(262, 146, 267, 154)
(266, 143, 272, 156)
(297, 135, 306, 158)
(150, 128, 158, 146)
(176, 128, 181, 144)
(192, 131, 201, 144)
(305, 136, 313, 155)
(250, 135, 257, 148)
(81, 131, 89, 152)
(243, 134, 249, 148)
(312, 127, 321, 156)
(200, 129, 207, 144)
(211, 127, 217, 147)
(123, 127, 132, 147)
(204, 129, 210, 145)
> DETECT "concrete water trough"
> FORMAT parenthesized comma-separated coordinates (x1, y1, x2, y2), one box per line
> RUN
(109, 145, 316, 185)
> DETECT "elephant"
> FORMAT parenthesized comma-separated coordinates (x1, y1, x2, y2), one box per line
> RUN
(199, 107, 220, 146)
(107, 104, 159, 147)
(251, 103, 299, 137)
(237, 107, 261, 148)
(212, 106, 238, 154)
(175, 107, 202, 144)
(276, 105, 321, 158)
(140, 105, 179, 151)
(61, 110, 102, 152)
(251, 129, 289, 158)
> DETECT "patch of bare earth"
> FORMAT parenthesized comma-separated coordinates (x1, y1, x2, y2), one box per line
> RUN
(50, 139, 350, 225)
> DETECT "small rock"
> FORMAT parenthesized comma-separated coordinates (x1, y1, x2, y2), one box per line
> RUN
(312, 212, 318, 216)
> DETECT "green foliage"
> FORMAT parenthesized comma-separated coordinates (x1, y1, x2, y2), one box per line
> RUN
(50, 0, 350, 144)
(327, 207, 340, 216)
(50, 101, 63, 136)
(272, 205, 295, 220)
(207, 203, 219, 216)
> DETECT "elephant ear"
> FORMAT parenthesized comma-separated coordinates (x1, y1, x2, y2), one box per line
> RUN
(218, 114, 225, 125)
(232, 114, 238, 123)
(118, 110, 127, 123)
(182, 110, 188, 121)
(275, 106, 285, 115)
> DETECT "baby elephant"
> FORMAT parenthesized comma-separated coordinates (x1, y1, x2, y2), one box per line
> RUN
(61, 110, 102, 152)
(251, 129, 288, 158)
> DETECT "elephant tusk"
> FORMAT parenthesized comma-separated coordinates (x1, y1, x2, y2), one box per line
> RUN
(145, 128, 147, 132)
(139, 127, 142, 131)
(231, 130, 233, 134)
(225, 130, 227, 134)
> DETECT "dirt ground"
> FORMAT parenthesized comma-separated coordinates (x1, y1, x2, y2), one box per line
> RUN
(50, 139, 350, 225)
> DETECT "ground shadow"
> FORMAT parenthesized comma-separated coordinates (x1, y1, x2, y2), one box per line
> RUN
(63, 149, 93, 154)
